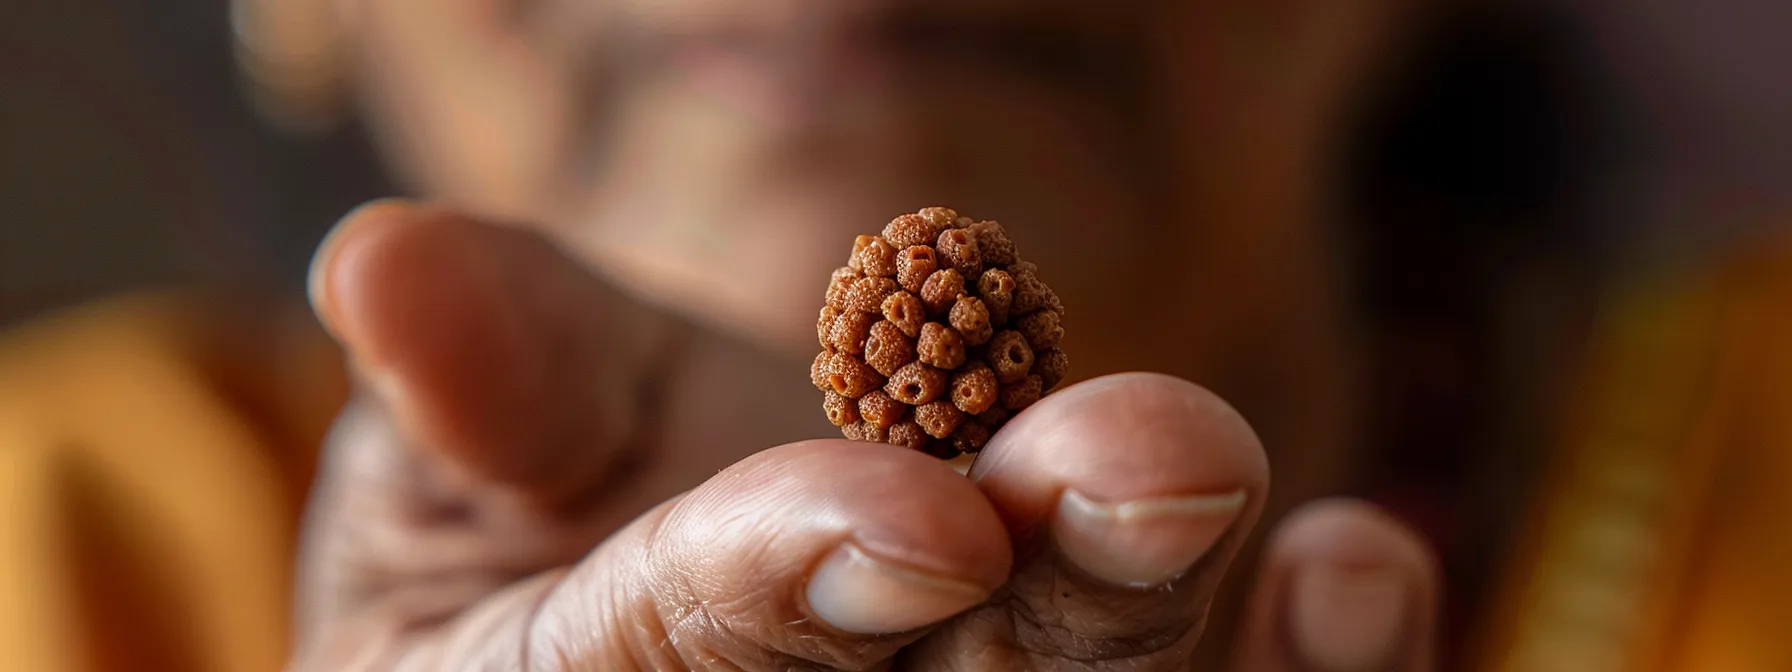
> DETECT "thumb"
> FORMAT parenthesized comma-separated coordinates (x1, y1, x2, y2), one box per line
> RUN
(526, 441, 1012, 669)
(309, 199, 675, 502)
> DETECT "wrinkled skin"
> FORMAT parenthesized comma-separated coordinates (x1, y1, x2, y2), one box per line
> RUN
(260, 0, 1438, 669)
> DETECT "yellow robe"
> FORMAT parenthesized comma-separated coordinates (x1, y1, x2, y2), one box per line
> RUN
(0, 292, 345, 672)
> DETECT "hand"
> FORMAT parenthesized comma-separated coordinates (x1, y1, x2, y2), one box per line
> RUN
(290, 201, 1440, 671)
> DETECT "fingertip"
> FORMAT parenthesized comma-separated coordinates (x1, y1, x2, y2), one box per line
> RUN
(308, 198, 424, 339)
(971, 372, 1271, 533)
(1268, 499, 1437, 579)
(1253, 499, 1438, 672)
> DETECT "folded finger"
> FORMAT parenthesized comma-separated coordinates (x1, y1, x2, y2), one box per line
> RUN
(1233, 499, 1439, 672)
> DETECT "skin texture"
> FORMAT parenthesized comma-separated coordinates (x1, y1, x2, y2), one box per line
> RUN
(290, 204, 1439, 670)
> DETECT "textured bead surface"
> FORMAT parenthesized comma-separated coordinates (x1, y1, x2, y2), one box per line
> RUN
(817, 208, 1069, 458)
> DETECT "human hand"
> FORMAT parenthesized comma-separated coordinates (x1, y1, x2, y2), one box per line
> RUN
(290, 201, 1438, 671)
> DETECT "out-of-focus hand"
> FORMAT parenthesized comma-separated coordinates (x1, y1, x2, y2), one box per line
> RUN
(289, 201, 1439, 671)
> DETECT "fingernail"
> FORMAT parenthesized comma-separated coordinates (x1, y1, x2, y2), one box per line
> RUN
(1291, 565, 1408, 671)
(1053, 488, 1245, 587)
(806, 542, 991, 635)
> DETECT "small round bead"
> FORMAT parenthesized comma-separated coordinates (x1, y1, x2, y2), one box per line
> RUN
(916, 400, 967, 439)
(841, 422, 868, 441)
(951, 421, 992, 454)
(1000, 375, 1044, 411)
(881, 291, 926, 338)
(888, 421, 929, 451)
(1036, 348, 1070, 390)
(845, 276, 900, 314)
(922, 440, 962, 460)
(936, 228, 982, 278)
(859, 422, 889, 443)
(885, 362, 947, 405)
(827, 310, 877, 355)
(826, 267, 859, 310)
(977, 269, 1016, 325)
(816, 306, 841, 349)
(948, 296, 994, 346)
(896, 246, 938, 294)
(950, 363, 999, 415)
(968, 220, 1017, 266)
(811, 350, 833, 391)
(824, 392, 860, 427)
(977, 407, 1009, 428)
(986, 331, 1035, 384)
(918, 207, 959, 231)
(919, 268, 966, 317)
(1011, 270, 1053, 316)
(1016, 310, 1064, 350)
(826, 352, 885, 399)
(863, 320, 916, 377)
(858, 390, 907, 429)
(883, 213, 941, 248)
(916, 322, 967, 369)
(848, 235, 877, 269)
(855, 236, 898, 277)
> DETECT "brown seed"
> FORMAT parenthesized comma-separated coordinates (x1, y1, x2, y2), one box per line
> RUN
(885, 362, 947, 405)
(936, 228, 982, 278)
(841, 422, 868, 441)
(845, 276, 900, 314)
(824, 392, 860, 427)
(918, 207, 959, 231)
(922, 440, 962, 460)
(1037, 348, 1070, 390)
(977, 269, 1016, 325)
(858, 390, 906, 429)
(1016, 310, 1064, 350)
(881, 291, 926, 338)
(916, 400, 967, 439)
(896, 246, 938, 294)
(883, 213, 940, 248)
(948, 296, 994, 346)
(977, 407, 1009, 428)
(855, 237, 898, 277)
(863, 320, 916, 377)
(1012, 270, 1053, 316)
(986, 331, 1035, 384)
(1000, 375, 1044, 411)
(859, 422, 889, 443)
(827, 352, 885, 399)
(888, 421, 929, 451)
(826, 267, 859, 310)
(950, 363, 999, 415)
(919, 268, 966, 317)
(916, 322, 967, 369)
(816, 306, 841, 349)
(827, 310, 877, 355)
(848, 235, 877, 269)
(952, 421, 993, 454)
(968, 220, 1017, 266)
(811, 350, 833, 391)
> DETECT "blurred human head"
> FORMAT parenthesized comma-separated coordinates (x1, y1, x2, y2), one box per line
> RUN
(235, 0, 1412, 354)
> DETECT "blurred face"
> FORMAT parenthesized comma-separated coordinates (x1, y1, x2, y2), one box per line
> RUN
(321, 0, 1404, 356)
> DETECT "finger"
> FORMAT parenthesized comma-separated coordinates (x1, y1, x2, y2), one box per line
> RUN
(292, 201, 675, 656)
(1233, 499, 1439, 672)
(343, 441, 1015, 670)
(309, 199, 671, 501)
(913, 373, 1270, 669)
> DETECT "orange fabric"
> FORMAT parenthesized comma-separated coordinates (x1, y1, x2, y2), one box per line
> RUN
(1480, 227, 1792, 672)
(0, 292, 346, 672)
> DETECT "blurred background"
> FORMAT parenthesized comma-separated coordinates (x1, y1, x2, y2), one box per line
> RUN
(4, 0, 1791, 670)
